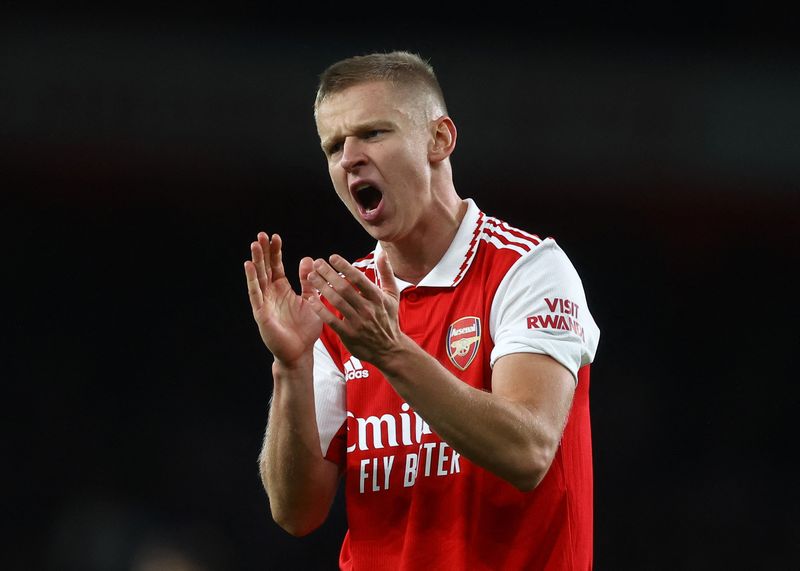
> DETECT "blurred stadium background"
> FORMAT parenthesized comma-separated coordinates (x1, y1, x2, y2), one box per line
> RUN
(3, 5, 798, 569)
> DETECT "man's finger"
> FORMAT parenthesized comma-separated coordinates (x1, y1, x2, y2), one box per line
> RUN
(269, 233, 287, 281)
(299, 257, 318, 301)
(327, 254, 383, 303)
(313, 258, 367, 308)
(254, 232, 271, 289)
(375, 252, 400, 300)
(307, 269, 360, 322)
(244, 260, 264, 311)
(307, 293, 349, 337)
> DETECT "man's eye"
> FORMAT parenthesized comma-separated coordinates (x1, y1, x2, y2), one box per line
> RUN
(328, 142, 342, 155)
(364, 130, 383, 139)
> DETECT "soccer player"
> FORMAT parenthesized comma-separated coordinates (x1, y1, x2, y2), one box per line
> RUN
(244, 51, 601, 570)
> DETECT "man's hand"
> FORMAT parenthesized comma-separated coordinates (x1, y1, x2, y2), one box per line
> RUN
(306, 252, 403, 367)
(244, 232, 322, 365)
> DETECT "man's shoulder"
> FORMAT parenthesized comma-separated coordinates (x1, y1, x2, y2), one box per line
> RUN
(352, 250, 376, 269)
(351, 250, 378, 282)
(481, 208, 541, 235)
(477, 210, 548, 259)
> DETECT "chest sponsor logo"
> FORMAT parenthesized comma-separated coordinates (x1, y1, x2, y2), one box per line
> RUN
(347, 404, 463, 493)
(446, 316, 481, 371)
(344, 356, 370, 381)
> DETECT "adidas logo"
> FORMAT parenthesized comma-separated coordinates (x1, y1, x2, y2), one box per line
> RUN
(344, 356, 370, 381)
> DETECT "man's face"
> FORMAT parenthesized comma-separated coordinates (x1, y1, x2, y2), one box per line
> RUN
(315, 80, 435, 243)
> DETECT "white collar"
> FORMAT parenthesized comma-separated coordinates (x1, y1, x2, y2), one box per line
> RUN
(373, 198, 483, 292)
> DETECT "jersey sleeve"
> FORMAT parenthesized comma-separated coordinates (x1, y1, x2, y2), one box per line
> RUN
(312, 337, 347, 466)
(488, 238, 600, 383)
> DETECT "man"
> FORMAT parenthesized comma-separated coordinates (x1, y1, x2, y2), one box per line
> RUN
(244, 51, 600, 570)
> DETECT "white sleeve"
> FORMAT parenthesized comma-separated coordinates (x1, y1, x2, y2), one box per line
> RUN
(489, 238, 600, 384)
(312, 338, 346, 457)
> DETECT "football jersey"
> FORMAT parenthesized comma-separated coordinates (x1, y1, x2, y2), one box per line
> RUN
(311, 198, 600, 570)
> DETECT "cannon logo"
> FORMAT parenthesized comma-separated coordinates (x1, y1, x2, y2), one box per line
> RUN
(446, 316, 481, 371)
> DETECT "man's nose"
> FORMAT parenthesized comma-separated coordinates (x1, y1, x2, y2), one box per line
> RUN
(340, 137, 366, 172)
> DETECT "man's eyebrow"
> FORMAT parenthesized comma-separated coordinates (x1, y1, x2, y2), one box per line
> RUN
(320, 135, 341, 152)
(358, 119, 394, 131)
(321, 121, 394, 151)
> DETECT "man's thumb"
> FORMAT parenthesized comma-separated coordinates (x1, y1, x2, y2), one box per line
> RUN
(376, 252, 399, 299)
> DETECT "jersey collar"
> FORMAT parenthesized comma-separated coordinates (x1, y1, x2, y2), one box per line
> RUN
(373, 198, 483, 292)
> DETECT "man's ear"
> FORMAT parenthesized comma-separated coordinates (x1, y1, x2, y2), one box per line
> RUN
(428, 116, 457, 163)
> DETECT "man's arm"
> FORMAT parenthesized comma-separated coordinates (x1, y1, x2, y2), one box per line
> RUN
(244, 232, 340, 534)
(306, 253, 574, 491)
(380, 346, 573, 491)
(259, 357, 341, 536)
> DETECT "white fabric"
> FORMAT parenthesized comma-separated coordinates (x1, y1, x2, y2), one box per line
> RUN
(488, 238, 600, 383)
(373, 198, 482, 292)
(312, 338, 346, 456)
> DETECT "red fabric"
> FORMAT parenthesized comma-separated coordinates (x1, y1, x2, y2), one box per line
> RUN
(321, 215, 594, 570)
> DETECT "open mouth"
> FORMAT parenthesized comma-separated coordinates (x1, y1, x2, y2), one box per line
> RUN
(354, 185, 383, 213)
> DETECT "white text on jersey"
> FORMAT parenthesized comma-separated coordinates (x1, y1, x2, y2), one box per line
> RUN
(344, 356, 370, 381)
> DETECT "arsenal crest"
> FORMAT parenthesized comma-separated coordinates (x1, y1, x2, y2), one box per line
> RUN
(446, 316, 482, 371)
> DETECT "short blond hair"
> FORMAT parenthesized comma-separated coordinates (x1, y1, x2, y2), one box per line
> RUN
(314, 50, 448, 116)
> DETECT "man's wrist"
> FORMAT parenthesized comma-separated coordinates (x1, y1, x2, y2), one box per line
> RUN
(272, 353, 314, 377)
(375, 334, 420, 378)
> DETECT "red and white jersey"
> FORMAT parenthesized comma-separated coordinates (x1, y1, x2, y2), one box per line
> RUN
(312, 199, 600, 570)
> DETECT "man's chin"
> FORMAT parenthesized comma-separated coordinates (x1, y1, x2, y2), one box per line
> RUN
(358, 220, 395, 244)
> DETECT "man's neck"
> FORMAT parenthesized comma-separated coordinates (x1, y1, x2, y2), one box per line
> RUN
(380, 197, 468, 285)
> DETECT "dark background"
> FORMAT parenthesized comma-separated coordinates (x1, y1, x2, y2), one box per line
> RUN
(4, 4, 799, 570)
